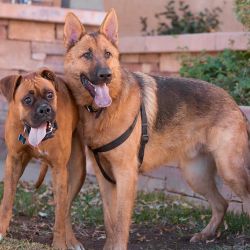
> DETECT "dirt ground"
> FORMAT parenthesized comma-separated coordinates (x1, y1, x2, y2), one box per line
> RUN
(6, 215, 250, 250)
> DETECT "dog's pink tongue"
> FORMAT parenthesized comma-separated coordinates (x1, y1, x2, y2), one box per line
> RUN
(28, 123, 47, 147)
(94, 83, 112, 108)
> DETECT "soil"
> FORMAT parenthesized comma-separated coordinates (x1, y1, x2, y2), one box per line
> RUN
(7, 215, 250, 250)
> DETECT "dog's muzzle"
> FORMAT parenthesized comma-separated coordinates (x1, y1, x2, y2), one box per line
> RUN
(80, 75, 96, 98)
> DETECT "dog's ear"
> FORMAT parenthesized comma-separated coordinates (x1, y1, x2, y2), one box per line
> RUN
(64, 12, 85, 50)
(99, 8, 118, 46)
(39, 68, 58, 91)
(0, 75, 22, 102)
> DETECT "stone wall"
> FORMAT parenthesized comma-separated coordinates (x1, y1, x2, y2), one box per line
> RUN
(0, 3, 105, 156)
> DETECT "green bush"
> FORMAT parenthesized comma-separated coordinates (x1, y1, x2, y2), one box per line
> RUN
(235, 0, 250, 30)
(180, 49, 250, 106)
(140, 0, 221, 35)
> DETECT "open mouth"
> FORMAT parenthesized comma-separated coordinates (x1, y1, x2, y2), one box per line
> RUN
(25, 121, 56, 147)
(80, 74, 112, 108)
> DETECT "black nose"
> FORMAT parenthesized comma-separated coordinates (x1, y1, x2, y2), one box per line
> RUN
(97, 68, 112, 82)
(37, 104, 52, 116)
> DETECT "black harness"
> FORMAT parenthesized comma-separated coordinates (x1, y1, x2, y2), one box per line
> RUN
(87, 103, 149, 185)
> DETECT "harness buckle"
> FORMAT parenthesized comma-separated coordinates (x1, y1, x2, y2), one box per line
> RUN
(142, 134, 149, 143)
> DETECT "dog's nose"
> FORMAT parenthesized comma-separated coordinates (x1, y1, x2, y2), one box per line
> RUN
(37, 104, 52, 116)
(97, 68, 112, 82)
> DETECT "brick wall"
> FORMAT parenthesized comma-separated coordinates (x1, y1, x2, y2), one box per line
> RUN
(0, 3, 105, 156)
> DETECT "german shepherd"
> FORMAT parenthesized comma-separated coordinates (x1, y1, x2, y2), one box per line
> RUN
(63, 9, 250, 250)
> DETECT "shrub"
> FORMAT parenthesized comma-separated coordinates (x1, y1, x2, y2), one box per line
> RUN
(140, 0, 221, 35)
(235, 0, 250, 30)
(180, 49, 250, 105)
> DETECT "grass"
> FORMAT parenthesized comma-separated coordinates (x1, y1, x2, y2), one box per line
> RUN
(0, 180, 250, 249)
(0, 238, 51, 250)
(1, 181, 250, 232)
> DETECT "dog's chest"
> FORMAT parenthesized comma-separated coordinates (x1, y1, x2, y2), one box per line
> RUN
(30, 147, 50, 161)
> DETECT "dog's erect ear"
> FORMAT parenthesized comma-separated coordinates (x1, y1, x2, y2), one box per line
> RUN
(39, 68, 58, 91)
(64, 12, 85, 50)
(0, 75, 22, 102)
(99, 8, 118, 46)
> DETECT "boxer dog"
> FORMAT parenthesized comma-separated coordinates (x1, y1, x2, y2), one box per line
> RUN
(0, 68, 86, 250)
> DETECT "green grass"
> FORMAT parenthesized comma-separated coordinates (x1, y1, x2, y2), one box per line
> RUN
(0, 180, 250, 237)
(0, 238, 52, 250)
(0, 181, 250, 249)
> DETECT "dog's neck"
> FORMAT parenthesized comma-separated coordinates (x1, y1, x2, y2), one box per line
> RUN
(83, 69, 141, 148)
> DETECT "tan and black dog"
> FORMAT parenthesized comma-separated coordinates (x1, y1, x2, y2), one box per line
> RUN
(0, 69, 86, 250)
(64, 9, 250, 250)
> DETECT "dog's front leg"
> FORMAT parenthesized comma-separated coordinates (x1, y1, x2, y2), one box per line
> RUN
(103, 163, 138, 250)
(0, 153, 26, 238)
(51, 163, 68, 250)
(93, 164, 117, 247)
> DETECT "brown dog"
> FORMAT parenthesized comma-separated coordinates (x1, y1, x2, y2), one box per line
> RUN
(63, 9, 250, 250)
(0, 69, 86, 250)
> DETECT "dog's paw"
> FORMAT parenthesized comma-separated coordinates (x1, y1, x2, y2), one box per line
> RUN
(190, 232, 214, 243)
(52, 240, 68, 250)
(67, 239, 85, 250)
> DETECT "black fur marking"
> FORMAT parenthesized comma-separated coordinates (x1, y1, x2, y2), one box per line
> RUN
(89, 32, 99, 41)
(153, 76, 214, 131)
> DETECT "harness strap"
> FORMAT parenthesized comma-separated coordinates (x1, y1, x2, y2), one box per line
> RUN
(92, 113, 139, 154)
(92, 151, 117, 184)
(90, 103, 148, 185)
(138, 103, 148, 164)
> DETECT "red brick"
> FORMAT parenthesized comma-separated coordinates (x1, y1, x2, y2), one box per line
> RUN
(139, 54, 160, 63)
(32, 41, 65, 55)
(0, 25, 7, 39)
(32, 53, 46, 61)
(0, 20, 8, 26)
(44, 55, 64, 73)
(56, 24, 64, 40)
(141, 63, 159, 74)
(121, 63, 142, 72)
(120, 54, 139, 63)
(0, 40, 43, 71)
(160, 53, 182, 73)
(9, 20, 55, 42)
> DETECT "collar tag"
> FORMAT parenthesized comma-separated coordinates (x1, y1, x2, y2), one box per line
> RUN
(18, 134, 26, 145)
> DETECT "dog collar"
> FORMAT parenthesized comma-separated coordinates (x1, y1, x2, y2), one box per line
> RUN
(84, 104, 104, 119)
(18, 121, 58, 145)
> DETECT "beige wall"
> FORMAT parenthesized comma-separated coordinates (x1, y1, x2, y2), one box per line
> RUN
(103, 0, 245, 36)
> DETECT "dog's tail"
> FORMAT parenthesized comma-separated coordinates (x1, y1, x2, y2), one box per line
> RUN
(35, 163, 48, 189)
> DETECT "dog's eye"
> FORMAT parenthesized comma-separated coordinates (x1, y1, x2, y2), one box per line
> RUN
(23, 96, 32, 106)
(47, 92, 54, 100)
(104, 51, 112, 59)
(82, 51, 93, 60)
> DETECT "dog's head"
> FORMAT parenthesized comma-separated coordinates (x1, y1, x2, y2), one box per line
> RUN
(64, 9, 121, 108)
(0, 68, 58, 146)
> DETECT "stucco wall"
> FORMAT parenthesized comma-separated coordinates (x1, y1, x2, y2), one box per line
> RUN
(103, 0, 245, 36)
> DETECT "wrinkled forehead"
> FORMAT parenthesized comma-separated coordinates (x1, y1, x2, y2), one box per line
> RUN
(16, 75, 55, 97)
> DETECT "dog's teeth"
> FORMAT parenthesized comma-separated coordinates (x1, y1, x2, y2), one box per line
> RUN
(0, 234, 3, 242)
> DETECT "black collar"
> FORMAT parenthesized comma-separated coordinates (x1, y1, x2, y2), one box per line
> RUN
(18, 121, 58, 145)
(84, 104, 104, 119)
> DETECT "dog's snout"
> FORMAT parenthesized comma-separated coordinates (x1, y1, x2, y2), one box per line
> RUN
(97, 68, 112, 82)
(37, 104, 52, 116)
